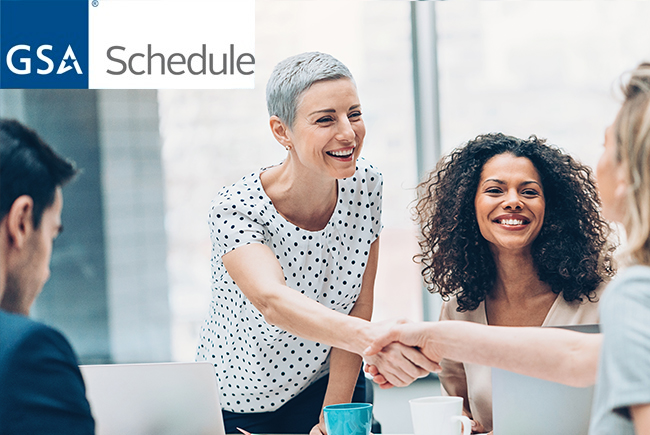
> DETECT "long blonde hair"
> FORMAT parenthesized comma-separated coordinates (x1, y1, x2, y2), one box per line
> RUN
(615, 63, 650, 265)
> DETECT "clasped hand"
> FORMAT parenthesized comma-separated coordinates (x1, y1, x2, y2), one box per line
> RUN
(309, 321, 442, 435)
(363, 320, 441, 389)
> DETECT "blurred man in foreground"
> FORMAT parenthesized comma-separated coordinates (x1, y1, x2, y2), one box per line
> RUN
(0, 119, 95, 434)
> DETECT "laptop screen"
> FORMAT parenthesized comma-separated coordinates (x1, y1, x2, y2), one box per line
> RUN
(491, 324, 599, 435)
(80, 361, 226, 435)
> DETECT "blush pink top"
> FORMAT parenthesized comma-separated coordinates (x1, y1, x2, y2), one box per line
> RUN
(438, 286, 604, 432)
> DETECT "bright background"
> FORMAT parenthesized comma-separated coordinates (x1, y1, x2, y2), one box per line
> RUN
(1, 2, 649, 430)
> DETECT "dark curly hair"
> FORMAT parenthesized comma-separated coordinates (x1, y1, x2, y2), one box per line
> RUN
(414, 133, 616, 312)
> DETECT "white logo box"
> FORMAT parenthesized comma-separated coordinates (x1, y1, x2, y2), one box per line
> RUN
(88, 0, 255, 89)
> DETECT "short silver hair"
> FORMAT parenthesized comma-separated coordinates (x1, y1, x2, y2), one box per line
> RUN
(266, 52, 354, 128)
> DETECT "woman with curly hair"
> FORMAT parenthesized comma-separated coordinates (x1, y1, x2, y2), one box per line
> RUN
(414, 133, 615, 433)
(366, 62, 650, 435)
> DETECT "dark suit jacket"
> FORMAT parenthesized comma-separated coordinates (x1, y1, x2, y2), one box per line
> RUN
(0, 309, 95, 434)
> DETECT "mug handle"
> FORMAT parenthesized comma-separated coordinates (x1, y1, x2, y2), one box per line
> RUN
(451, 415, 472, 435)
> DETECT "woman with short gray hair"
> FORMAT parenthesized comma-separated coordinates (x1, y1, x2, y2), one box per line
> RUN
(196, 52, 435, 434)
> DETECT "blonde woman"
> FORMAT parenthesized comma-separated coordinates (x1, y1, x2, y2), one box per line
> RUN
(588, 62, 650, 435)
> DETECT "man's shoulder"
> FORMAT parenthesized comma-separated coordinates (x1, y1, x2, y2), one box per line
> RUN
(0, 311, 95, 434)
(0, 309, 45, 346)
(0, 308, 43, 327)
(0, 310, 76, 366)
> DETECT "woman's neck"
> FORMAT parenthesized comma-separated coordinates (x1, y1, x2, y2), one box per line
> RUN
(486, 248, 557, 327)
(489, 248, 550, 302)
(260, 157, 338, 231)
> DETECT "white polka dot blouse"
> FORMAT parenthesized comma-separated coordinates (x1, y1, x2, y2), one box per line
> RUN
(196, 158, 383, 413)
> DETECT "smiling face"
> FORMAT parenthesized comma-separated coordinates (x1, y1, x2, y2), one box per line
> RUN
(286, 78, 365, 179)
(475, 153, 546, 254)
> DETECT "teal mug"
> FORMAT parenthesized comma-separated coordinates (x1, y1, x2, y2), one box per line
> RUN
(323, 403, 373, 435)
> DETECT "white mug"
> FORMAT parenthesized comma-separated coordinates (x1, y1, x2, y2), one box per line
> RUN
(409, 396, 471, 435)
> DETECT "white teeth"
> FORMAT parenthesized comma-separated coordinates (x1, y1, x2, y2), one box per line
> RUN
(499, 219, 525, 226)
(328, 149, 354, 157)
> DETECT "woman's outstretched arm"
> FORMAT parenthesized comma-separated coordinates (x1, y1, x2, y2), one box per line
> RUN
(222, 241, 438, 387)
(364, 320, 601, 388)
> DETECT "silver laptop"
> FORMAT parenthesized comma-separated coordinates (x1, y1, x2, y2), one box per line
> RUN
(80, 361, 226, 435)
(491, 324, 600, 435)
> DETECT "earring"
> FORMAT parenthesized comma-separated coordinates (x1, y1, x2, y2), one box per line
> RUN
(285, 146, 291, 151)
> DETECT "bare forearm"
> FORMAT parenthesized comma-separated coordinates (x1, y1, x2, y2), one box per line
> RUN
(323, 347, 364, 407)
(430, 321, 600, 387)
(223, 241, 380, 355)
(317, 267, 374, 433)
(255, 238, 377, 355)
(320, 281, 374, 405)
(257, 251, 375, 357)
(259, 284, 374, 354)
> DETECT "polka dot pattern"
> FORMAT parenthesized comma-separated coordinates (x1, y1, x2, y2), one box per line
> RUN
(196, 158, 383, 413)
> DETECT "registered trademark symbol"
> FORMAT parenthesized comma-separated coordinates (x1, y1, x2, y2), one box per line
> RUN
(92, 0, 99, 7)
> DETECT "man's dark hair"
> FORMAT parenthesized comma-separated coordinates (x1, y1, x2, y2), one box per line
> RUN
(0, 119, 78, 228)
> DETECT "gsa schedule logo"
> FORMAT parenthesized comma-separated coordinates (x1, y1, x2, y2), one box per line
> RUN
(1, 0, 255, 89)
(0, 0, 89, 89)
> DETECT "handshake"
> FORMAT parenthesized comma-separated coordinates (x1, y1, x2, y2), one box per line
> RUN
(361, 318, 600, 390)
(361, 320, 443, 389)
